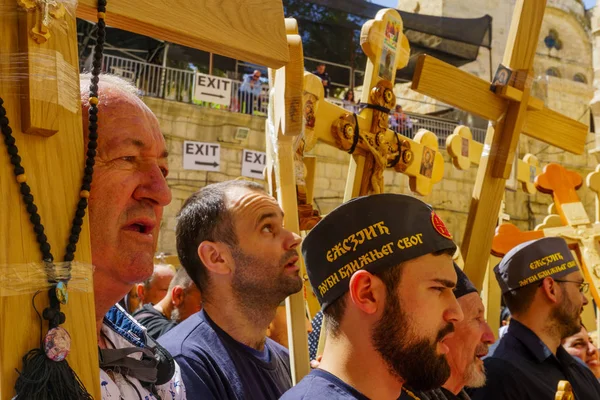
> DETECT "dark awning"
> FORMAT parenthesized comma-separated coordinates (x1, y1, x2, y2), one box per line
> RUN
(292, 0, 492, 80)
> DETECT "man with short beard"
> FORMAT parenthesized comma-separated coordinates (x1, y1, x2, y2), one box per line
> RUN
(281, 194, 464, 400)
(159, 180, 303, 399)
(470, 237, 600, 399)
(399, 265, 495, 400)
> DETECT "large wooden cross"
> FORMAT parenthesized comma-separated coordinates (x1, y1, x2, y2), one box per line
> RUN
(446, 124, 542, 337)
(1, 0, 289, 397)
(410, 0, 588, 289)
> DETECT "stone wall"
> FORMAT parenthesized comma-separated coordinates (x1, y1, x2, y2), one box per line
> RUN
(145, 97, 598, 257)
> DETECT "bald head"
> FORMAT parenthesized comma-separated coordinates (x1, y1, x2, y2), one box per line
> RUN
(138, 264, 176, 306)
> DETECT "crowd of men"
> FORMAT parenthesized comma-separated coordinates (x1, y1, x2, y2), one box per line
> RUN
(77, 73, 600, 399)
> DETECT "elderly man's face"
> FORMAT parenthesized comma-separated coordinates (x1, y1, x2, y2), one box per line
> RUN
(445, 292, 495, 389)
(87, 89, 171, 286)
(372, 253, 464, 391)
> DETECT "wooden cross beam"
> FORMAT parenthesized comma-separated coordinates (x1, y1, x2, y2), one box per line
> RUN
(1, 0, 289, 397)
(411, 0, 588, 289)
(265, 18, 310, 384)
(492, 164, 600, 324)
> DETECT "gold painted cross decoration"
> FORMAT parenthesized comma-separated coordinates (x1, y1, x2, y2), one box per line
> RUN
(411, 0, 588, 288)
(301, 8, 445, 200)
(18, 0, 66, 44)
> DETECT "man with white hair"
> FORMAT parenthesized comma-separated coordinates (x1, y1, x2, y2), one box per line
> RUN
(399, 265, 495, 400)
(80, 73, 184, 399)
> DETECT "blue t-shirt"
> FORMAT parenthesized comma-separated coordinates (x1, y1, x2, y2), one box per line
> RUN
(281, 369, 371, 399)
(158, 309, 292, 400)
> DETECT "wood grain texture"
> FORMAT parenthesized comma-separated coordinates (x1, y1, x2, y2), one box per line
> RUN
(77, 0, 289, 68)
(17, 9, 59, 136)
(586, 165, 600, 223)
(523, 107, 587, 155)
(0, 1, 99, 397)
(267, 29, 310, 382)
(411, 55, 507, 122)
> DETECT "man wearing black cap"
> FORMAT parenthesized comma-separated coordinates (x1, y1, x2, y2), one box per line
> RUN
(281, 193, 464, 400)
(399, 265, 495, 400)
(470, 237, 600, 399)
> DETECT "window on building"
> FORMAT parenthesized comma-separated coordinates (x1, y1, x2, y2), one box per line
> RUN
(546, 67, 561, 78)
(573, 73, 587, 84)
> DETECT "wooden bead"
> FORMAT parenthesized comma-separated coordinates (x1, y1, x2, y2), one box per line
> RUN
(89, 97, 99, 105)
(16, 174, 26, 183)
(79, 190, 90, 198)
(97, 12, 106, 19)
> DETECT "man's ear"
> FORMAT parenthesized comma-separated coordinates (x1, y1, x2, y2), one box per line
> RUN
(136, 283, 145, 304)
(198, 241, 232, 275)
(171, 286, 184, 307)
(540, 277, 560, 304)
(348, 270, 386, 316)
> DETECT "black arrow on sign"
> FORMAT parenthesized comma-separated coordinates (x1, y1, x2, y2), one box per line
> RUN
(200, 92, 225, 99)
(250, 169, 263, 174)
(195, 161, 219, 168)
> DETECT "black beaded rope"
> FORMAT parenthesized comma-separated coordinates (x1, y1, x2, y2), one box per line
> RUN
(387, 130, 403, 168)
(0, 0, 106, 329)
(358, 102, 391, 114)
(347, 113, 360, 154)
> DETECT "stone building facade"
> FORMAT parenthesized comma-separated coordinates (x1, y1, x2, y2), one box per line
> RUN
(151, 0, 600, 261)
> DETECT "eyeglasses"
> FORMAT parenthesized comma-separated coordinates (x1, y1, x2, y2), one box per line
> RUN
(554, 279, 589, 294)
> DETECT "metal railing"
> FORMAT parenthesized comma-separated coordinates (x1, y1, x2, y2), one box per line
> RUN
(391, 112, 488, 149)
(97, 54, 486, 147)
(101, 54, 269, 115)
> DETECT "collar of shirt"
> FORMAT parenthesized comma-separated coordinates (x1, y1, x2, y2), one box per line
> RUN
(507, 319, 578, 367)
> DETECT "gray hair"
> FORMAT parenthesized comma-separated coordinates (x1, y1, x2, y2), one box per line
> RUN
(79, 73, 140, 107)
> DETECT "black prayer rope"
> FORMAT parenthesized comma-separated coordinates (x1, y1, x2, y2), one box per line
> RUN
(358, 102, 391, 114)
(347, 113, 360, 154)
(387, 131, 402, 168)
(13, 0, 107, 398)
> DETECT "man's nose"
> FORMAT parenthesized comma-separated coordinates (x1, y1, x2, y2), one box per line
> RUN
(481, 321, 496, 345)
(137, 163, 172, 206)
(444, 295, 464, 324)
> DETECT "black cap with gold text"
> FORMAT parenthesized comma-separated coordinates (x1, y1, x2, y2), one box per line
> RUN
(302, 194, 457, 310)
(494, 237, 578, 294)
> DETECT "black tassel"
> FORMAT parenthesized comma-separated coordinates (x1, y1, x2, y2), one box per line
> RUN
(14, 347, 93, 400)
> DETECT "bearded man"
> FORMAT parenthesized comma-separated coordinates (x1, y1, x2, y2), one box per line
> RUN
(399, 265, 495, 400)
(281, 194, 464, 400)
(470, 237, 600, 399)
(159, 180, 303, 399)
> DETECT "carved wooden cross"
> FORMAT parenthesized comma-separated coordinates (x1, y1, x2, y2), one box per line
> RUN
(492, 164, 600, 310)
(2, 0, 289, 396)
(301, 8, 445, 202)
(411, 0, 588, 289)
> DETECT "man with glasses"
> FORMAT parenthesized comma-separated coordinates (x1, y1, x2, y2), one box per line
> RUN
(470, 237, 600, 399)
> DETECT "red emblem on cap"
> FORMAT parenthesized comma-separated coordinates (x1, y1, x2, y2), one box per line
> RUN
(431, 211, 452, 239)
